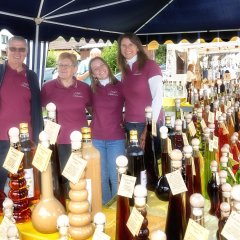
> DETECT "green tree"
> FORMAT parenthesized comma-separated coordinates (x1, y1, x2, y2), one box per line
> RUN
(102, 41, 119, 74)
(46, 50, 57, 67)
(155, 44, 167, 65)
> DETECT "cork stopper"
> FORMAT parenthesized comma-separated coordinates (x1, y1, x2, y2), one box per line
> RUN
(116, 155, 128, 174)
(134, 184, 147, 207)
(2, 197, 14, 209)
(191, 138, 200, 150)
(208, 123, 215, 132)
(8, 127, 20, 144)
(183, 145, 193, 158)
(219, 170, 228, 183)
(192, 208, 203, 217)
(94, 212, 106, 226)
(231, 185, 240, 201)
(231, 135, 237, 143)
(150, 230, 167, 240)
(185, 113, 192, 123)
(221, 146, 229, 155)
(190, 193, 205, 208)
(57, 214, 69, 228)
(175, 119, 182, 131)
(70, 130, 82, 150)
(39, 131, 50, 148)
(19, 122, 28, 134)
(210, 160, 218, 172)
(160, 126, 168, 139)
(221, 183, 232, 198)
(170, 149, 182, 168)
(223, 144, 230, 150)
(220, 202, 231, 218)
(46, 102, 56, 112)
(220, 156, 228, 167)
(145, 106, 152, 119)
(218, 115, 224, 123)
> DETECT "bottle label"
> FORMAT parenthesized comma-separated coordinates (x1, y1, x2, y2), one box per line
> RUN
(86, 178, 92, 211)
(24, 168, 34, 198)
(140, 170, 147, 187)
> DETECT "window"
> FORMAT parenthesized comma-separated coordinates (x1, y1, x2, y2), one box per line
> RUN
(1, 35, 9, 44)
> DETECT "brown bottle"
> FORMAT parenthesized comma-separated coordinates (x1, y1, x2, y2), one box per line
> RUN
(7, 127, 31, 223)
(133, 184, 149, 240)
(31, 131, 65, 234)
(81, 127, 102, 219)
(115, 155, 132, 240)
(19, 123, 40, 205)
(68, 130, 94, 240)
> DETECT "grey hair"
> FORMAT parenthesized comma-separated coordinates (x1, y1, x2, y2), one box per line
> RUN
(7, 36, 28, 50)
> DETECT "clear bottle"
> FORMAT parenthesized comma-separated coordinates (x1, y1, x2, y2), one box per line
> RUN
(45, 102, 66, 208)
(81, 127, 102, 219)
(68, 130, 94, 240)
(144, 106, 159, 191)
(31, 131, 65, 234)
(133, 184, 149, 240)
(115, 155, 132, 240)
(216, 202, 231, 240)
(94, 212, 106, 233)
(19, 122, 40, 205)
(155, 126, 170, 201)
(7, 127, 31, 223)
(190, 193, 205, 226)
(165, 149, 186, 240)
(207, 160, 220, 216)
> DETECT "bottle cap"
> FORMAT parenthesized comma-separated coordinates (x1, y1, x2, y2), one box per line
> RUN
(8, 127, 20, 144)
(145, 106, 152, 119)
(39, 131, 50, 148)
(134, 184, 147, 207)
(185, 113, 192, 123)
(208, 123, 215, 131)
(46, 102, 56, 111)
(221, 146, 229, 154)
(231, 185, 240, 201)
(94, 212, 106, 225)
(220, 156, 228, 166)
(56, 214, 69, 228)
(170, 149, 182, 168)
(116, 155, 128, 174)
(210, 160, 218, 171)
(222, 183, 232, 198)
(2, 197, 14, 209)
(160, 126, 168, 139)
(223, 144, 230, 150)
(219, 170, 228, 179)
(183, 145, 193, 158)
(19, 122, 28, 134)
(231, 135, 237, 143)
(192, 208, 203, 217)
(70, 131, 82, 150)
(191, 138, 200, 150)
(190, 193, 205, 208)
(150, 230, 167, 240)
(220, 202, 231, 217)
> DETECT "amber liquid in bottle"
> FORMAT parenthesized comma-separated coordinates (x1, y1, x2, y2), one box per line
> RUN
(192, 149, 202, 194)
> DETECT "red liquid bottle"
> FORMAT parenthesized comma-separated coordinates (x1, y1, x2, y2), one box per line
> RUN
(165, 149, 186, 240)
(8, 127, 31, 223)
(190, 193, 205, 226)
(207, 160, 220, 216)
(133, 184, 149, 240)
(115, 155, 132, 240)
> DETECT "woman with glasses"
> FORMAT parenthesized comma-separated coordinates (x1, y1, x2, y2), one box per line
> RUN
(41, 52, 91, 197)
(88, 57, 125, 204)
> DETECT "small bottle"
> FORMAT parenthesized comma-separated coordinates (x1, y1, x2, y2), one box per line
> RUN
(165, 149, 186, 240)
(150, 230, 166, 240)
(207, 160, 220, 216)
(94, 212, 106, 233)
(155, 126, 170, 201)
(81, 127, 102, 219)
(7, 127, 31, 223)
(216, 202, 231, 240)
(190, 193, 205, 226)
(133, 184, 149, 240)
(19, 122, 40, 205)
(144, 106, 159, 191)
(115, 155, 132, 240)
(31, 131, 65, 234)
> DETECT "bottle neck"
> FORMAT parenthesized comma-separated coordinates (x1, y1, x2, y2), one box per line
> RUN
(41, 162, 54, 199)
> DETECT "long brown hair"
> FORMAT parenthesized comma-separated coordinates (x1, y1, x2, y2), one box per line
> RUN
(89, 57, 118, 93)
(117, 33, 148, 76)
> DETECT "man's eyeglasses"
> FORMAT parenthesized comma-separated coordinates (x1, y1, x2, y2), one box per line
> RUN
(8, 47, 26, 53)
(57, 64, 74, 68)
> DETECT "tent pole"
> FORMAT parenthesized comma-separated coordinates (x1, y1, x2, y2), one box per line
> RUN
(34, 23, 40, 73)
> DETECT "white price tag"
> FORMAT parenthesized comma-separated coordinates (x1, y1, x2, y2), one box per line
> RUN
(166, 170, 187, 195)
(127, 207, 144, 236)
(117, 174, 136, 198)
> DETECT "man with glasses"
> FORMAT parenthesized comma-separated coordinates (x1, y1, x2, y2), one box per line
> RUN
(0, 36, 43, 193)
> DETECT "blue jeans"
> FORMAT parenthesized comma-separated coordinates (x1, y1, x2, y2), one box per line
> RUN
(92, 139, 126, 204)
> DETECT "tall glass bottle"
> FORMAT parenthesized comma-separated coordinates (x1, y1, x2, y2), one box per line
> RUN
(7, 127, 31, 223)
(19, 123, 40, 205)
(183, 145, 194, 222)
(144, 106, 159, 191)
(155, 126, 170, 201)
(216, 202, 230, 240)
(32, 131, 65, 234)
(127, 129, 146, 206)
(81, 127, 102, 219)
(68, 131, 94, 240)
(189, 193, 205, 226)
(115, 155, 132, 240)
(196, 108, 204, 153)
(45, 102, 65, 208)
(207, 160, 220, 216)
(133, 184, 149, 240)
(165, 149, 186, 240)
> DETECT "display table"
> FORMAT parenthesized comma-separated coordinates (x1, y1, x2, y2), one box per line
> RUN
(0, 191, 218, 240)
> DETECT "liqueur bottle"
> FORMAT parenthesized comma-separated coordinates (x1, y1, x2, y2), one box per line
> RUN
(191, 138, 203, 194)
(189, 193, 205, 226)
(150, 230, 166, 240)
(217, 116, 229, 153)
(133, 184, 149, 240)
(183, 145, 194, 222)
(216, 202, 230, 240)
(196, 108, 204, 152)
(230, 135, 239, 174)
(7, 127, 31, 223)
(144, 106, 159, 191)
(175, 98, 181, 120)
(115, 155, 132, 240)
(81, 127, 102, 218)
(207, 160, 220, 216)
(31, 131, 65, 234)
(94, 212, 106, 233)
(68, 130, 94, 240)
(155, 126, 170, 201)
(19, 123, 40, 205)
(45, 102, 66, 208)
(165, 149, 186, 240)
